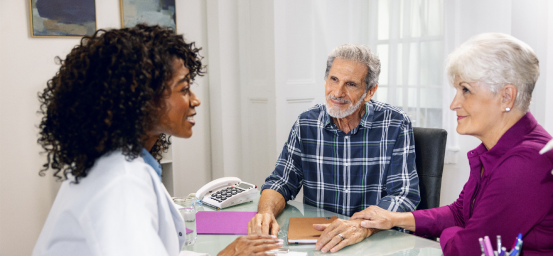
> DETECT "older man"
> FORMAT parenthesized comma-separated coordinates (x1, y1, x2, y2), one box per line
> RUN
(248, 44, 420, 252)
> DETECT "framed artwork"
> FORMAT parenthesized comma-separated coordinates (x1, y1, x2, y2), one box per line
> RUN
(29, 0, 97, 37)
(120, 0, 176, 31)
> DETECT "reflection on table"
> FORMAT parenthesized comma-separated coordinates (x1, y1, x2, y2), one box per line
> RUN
(184, 195, 443, 256)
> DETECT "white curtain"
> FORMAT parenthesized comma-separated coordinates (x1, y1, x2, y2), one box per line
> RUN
(370, 0, 445, 129)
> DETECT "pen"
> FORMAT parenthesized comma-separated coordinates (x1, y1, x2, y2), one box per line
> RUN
(267, 248, 289, 254)
(484, 236, 495, 256)
(497, 235, 502, 255)
(515, 238, 523, 256)
(510, 233, 522, 250)
(509, 245, 520, 256)
(479, 238, 486, 255)
(499, 247, 506, 256)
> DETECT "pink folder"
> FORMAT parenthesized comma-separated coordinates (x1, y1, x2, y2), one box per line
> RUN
(196, 211, 257, 235)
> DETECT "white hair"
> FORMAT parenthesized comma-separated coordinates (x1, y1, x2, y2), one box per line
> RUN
(324, 44, 381, 92)
(446, 33, 540, 112)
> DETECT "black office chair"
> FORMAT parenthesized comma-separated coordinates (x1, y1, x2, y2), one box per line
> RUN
(413, 127, 447, 210)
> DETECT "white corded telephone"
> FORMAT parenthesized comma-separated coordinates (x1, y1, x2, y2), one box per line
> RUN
(195, 177, 258, 209)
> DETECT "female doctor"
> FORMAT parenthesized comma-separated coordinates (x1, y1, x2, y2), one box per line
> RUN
(33, 25, 282, 256)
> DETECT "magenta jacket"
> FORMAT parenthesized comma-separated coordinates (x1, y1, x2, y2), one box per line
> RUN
(412, 112, 553, 255)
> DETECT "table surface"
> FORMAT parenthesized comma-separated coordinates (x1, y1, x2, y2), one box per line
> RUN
(184, 195, 443, 256)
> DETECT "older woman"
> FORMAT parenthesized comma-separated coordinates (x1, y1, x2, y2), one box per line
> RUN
(351, 33, 553, 255)
(33, 25, 282, 256)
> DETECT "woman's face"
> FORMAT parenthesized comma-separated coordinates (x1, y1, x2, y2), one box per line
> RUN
(152, 58, 200, 139)
(450, 77, 502, 139)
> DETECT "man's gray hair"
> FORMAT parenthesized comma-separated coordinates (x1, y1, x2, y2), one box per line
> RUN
(446, 33, 539, 112)
(324, 44, 381, 92)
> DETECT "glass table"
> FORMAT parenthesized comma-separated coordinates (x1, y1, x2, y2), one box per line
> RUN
(184, 195, 443, 256)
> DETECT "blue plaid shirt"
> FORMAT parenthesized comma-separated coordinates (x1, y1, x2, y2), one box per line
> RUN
(261, 100, 420, 216)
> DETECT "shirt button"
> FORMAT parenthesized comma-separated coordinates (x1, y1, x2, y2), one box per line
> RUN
(344, 189, 349, 193)
(345, 163, 349, 166)
(345, 136, 349, 140)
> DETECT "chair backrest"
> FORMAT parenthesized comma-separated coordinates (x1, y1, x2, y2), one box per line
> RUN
(413, 127, 447, 210)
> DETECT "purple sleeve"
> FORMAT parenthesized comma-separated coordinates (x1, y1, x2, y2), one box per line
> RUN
(437, 152, 553, 255)
(411, 181, 467, 237)
(412, 205, 456, 238)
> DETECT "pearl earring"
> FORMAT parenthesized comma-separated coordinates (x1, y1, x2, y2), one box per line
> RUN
(506, 107, 511, 112)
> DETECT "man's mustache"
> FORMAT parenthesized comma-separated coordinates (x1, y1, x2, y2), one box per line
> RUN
(327, 94, 351, 104)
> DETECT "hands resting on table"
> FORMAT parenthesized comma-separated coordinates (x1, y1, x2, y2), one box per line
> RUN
(247, 205, 416, 253)
(351, 206, 416, 232)
(247, 212, 379, 253)
(245, 189, 417, 253)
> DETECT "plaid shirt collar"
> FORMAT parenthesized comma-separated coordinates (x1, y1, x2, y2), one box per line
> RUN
(322, 100, 376, 134)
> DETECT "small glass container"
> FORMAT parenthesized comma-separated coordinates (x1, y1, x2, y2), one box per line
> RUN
(174, 197, 197, 246)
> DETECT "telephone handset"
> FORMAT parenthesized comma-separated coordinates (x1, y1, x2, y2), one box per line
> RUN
(195, 177, 258, 209)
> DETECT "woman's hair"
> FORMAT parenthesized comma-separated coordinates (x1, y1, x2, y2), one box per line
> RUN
(324, 44, 381, 92)
(37, 24, 205, 183)
(446, 33, 539, 112)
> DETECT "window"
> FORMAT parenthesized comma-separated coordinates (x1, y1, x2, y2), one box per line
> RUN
(371, 0, 444, 128)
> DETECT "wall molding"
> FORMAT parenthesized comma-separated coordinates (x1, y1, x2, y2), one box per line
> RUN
(249, 98, 269, 103)
(286, 98, 315, 104)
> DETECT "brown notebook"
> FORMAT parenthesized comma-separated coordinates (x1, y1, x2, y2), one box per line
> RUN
(287, 216, 338, 244)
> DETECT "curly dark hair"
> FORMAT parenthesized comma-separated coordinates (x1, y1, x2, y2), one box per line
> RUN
(37, 24, 205, 183)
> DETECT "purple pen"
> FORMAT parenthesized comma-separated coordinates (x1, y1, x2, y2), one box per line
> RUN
(499, 247, 506, 256)
(484, 236, 495, 256)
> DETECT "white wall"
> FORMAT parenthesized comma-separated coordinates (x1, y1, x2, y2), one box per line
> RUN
(171, 0, 213, 197)
(0, 1, 119, 255)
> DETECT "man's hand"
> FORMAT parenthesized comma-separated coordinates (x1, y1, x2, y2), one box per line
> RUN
(248, 189, 286, 236)
(217, 235, 283, 256)
(247, 212, 280, 235)
(313, 219, 378, 253)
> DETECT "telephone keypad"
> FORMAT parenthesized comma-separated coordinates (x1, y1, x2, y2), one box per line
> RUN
(209, 186, 249, 202)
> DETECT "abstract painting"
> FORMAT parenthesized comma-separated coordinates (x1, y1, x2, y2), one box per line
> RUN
(29, 0, 97, 37)
(120, 0, 176, 31)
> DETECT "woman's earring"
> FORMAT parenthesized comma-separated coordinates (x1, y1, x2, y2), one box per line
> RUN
(506, 107, 511, 112)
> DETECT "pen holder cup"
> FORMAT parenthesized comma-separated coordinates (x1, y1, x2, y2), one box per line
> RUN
(175, 198, 197, 246)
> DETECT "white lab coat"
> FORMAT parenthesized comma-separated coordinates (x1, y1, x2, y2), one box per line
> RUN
(33, 150, 207, 256)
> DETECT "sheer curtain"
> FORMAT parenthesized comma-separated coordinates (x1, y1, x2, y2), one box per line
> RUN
(370, 0, 444, 129)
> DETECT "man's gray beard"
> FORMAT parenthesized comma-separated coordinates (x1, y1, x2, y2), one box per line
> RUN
(326, 91, 367, 119)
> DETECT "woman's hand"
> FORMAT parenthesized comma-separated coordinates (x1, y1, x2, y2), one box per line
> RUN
(351, 205, 415, 231)
(217, 235, 283, 256)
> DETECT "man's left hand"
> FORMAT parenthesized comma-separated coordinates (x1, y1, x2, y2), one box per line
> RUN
(313, 219, 378, 253)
